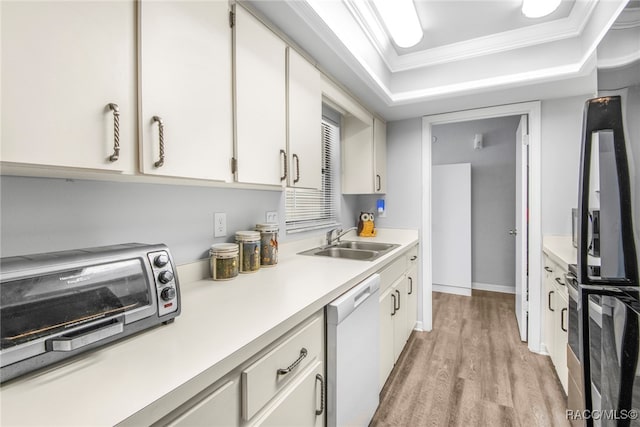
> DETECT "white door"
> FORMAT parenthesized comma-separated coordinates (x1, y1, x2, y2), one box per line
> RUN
(432, 163, 472, 295)
(515, 115, 529, 341)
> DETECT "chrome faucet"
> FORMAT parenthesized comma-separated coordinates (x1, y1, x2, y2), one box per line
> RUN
(326, 226, 357, 246)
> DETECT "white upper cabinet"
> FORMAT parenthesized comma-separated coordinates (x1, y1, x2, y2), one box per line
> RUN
(139, 0, 233, 182)
(287, 48, 322, 190)
(373, 118, 387, 193)
(234, 6, 287, 187)
(1, 1, 137, 173)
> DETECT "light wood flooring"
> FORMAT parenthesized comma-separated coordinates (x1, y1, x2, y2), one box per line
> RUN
(370, 290, 571, 427)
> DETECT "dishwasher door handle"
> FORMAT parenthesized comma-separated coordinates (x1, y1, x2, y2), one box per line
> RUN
(327, 274, 381, 325)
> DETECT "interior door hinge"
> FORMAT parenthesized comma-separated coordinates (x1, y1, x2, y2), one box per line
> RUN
(523, 134, 530, 146)
(229, 10, 235, 28)
(231, 157, 238, 174)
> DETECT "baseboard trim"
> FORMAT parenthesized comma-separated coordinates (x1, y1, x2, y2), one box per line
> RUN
(433, 284, 472, 296)
(472, 282, 516, 294)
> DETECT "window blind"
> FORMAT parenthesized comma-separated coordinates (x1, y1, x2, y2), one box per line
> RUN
(285, 120, 339, 232)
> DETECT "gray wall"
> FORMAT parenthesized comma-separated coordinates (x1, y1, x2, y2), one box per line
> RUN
(432, 116, 520, 288)
(0, 176, 359, 264)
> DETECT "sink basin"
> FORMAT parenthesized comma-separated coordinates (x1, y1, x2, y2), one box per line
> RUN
(333, 241, 397, 251)
(312, 247, 378, 260)
(298, 240, 399, 261)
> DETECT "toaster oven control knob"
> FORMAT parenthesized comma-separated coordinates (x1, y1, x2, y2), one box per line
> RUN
(158, 270, 174, 284)
(161, 287, 176, 301)
(154, 254, 170, 268)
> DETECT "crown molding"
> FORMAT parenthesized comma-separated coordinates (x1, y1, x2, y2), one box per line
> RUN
(611, 6, 640, 29)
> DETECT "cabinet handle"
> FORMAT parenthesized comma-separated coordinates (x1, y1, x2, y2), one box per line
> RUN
(277, 347, 307, 376)
(315, 374, 325, 416)
(280, 149, 287, 181)
(395, 289, 401, 311)
(548, 291, 555, 312)
(153, 116, 165, 168)
(410, 256, 417, 261)
(555, 277, 564, 286)
(391, 293, 396, 316)
(408, 277, 413, 295)
(561, 307, 567, 332)
(107, 103, 120, 162)
(293, 153, 300, 184)
(376, 174, 381, 191)
(544, 266, 553, 273)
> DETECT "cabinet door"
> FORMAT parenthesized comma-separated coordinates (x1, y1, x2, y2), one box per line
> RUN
(251, 361, 324, 427)
(406, 265, 418, 337)
(287, 48, 321, 190)
(342, 116, 374, 194)
(393, 277, 408, 362)
(373, 118, 387, 193)
(543, 262, 556, 355)
(139, 0, 232, 181)
(1, 1, 136, 172)
(166, 379, 240, 427)
(235, 6, 286, 186)
(379, 286, 395, 391)
(555, 290, 569, 393)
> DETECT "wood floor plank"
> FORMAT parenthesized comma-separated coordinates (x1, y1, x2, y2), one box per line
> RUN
(371, 290, 571, 427)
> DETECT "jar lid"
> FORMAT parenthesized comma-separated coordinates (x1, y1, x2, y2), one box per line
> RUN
(256, 223, 279, 232)
(235, 230, 261, 241)
(210, 243, 239, 254)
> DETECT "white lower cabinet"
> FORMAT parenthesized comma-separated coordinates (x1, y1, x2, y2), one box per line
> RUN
(249, 361, 324, 427)
(154, 311, 325, 427)
(543, 254, 569, 393)
(166, 378, 240, 427)
(378, 245, 419, 391)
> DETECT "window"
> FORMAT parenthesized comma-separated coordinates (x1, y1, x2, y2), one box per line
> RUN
(285, 118, 339, 232)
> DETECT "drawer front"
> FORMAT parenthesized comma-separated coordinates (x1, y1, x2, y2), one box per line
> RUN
(379, 256, 407, 292)
(242, 313, 323, 420)
(166, 379, 240, 427)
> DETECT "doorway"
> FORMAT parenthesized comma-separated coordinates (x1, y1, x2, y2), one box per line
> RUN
(422, 102, 543, 353)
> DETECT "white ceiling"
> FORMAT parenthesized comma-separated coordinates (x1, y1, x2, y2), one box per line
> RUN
(246, 0, 639, 121)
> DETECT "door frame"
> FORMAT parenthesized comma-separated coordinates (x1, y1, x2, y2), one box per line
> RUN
(421, 101, 543, 353)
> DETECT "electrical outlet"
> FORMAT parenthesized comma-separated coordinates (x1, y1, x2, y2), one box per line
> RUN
(214, 213, 227, 237)
(266, 211, 278, 223)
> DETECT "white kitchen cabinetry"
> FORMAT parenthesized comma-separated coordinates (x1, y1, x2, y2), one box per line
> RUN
(543, 255, 569, 393)
(156, 311, 325, 427)
(342, 116, 387, 194)
(287, 48, 322, 190)
(378, 245, 419, 391)
(234, 5, 287, 187)
(139, 0, 232, 182)
(1, 1, 137, 173)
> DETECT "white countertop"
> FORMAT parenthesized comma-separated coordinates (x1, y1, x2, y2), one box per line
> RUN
(542, 234, 601, 269)
(0, 228, 419, 426)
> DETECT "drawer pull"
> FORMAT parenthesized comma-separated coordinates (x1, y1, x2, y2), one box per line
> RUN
(561, 307, 568, 332)
(555, 277, 564, 286)
(277, 348, 307, 376)
(410, 256, 417, 261)
(107, 103, 120, 162)
(315, 373, 325, 416)
(544, 266, 553, 273)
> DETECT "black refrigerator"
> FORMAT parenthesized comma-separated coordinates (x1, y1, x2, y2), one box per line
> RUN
(576, 95, 640, 427)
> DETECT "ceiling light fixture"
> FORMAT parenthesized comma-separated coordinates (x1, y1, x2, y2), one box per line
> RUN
(522, 0, 561, 18)
(371, 0, 423, 48)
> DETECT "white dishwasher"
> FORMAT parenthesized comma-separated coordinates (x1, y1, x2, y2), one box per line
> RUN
(326, 273, 380, 427)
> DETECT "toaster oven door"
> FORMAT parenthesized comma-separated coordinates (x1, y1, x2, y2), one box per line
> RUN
(1, 257, 155, 366)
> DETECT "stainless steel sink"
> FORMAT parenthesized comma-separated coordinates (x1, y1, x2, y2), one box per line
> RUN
(298, 241, 399, 261)
(333, 241, 397, 251)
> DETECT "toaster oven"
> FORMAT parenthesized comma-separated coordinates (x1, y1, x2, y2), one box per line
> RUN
(0, 243, 181, 383)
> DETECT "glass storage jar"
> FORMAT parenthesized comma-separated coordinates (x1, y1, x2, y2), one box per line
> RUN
(235, 231, 261, 273)
(255, 223, 278, 267)
(209, 243, 239, 281)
